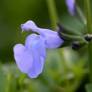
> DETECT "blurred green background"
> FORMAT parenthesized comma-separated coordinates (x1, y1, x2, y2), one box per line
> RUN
(0, 0, 89, 92)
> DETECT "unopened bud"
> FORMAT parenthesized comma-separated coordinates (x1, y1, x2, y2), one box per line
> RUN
(72, 41, 80, 50)
(84, 34, 92, 42)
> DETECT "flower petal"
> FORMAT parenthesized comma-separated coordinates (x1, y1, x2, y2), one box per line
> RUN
(21, 20, 38, 31)
(25, 34, 46, 57)
(22, 20, 64, 49)
(39, 29, 64, 48)
(13, 44, 33, 73)
(66, 0, 75, 15)
(25, 35, 46, 78)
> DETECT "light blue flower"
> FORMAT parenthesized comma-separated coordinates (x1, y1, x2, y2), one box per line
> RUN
(13, 34, 46, 78)
(13, 20, 63, 78)
(21, 20, 63, 48)
(66, 0, 75, 15)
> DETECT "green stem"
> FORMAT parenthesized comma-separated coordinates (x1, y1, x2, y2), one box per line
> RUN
(46, 0, 58, 29)
(88, 44, 92, 82)
(84, 0, 92, 82)
(46, 1, 72, 91)
(61, 32, 83, 40)
(84, 0, 92, 32)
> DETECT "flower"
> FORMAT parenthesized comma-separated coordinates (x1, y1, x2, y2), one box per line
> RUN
(13, 20, 63, 78)
(13, 34, 46, 78)
(21, 20, 63, 48)
(66, 0, 75, 15)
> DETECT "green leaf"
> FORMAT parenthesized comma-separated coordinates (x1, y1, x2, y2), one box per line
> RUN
(0, 70, 7, 92)
(60, 14, 85, 35)
(86, 84, 92, 92)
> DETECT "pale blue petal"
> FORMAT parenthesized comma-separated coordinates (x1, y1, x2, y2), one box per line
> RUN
(28, 57, 45, 78)
(13, 44, 33, 73)
(25, 34, 46, 57)
(21, 20, 63, 48)
(14, 34, 46, 78)
(25, 34, 39, 50)
(38, 29, 64, 48)
(66, 0, 75, 15)
(25, 35, 46, 78)
(21, 20, 56, 35)
(29, 28, 64, 48)
(21, 20, 38, 31)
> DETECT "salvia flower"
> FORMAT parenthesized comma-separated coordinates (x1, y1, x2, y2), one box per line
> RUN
(13, 34, 46, 78)
(13, 20, 63, 78)
(21, 20, 63, 48)
(66, 0, 75, 15)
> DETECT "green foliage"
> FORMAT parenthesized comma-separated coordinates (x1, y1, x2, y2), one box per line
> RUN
(86, 84, 92, 92)
(0, 49, 86, 92)
(0, 0, 91, 92)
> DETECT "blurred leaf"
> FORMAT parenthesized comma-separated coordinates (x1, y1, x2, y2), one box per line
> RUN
(86, 84, 92, 92)
(0, 69, 7, 92)
(60, 14, 85, 35)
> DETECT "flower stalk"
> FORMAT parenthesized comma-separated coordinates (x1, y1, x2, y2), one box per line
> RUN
(46, 1, 73, 91)
(84, 0, 92, 82)
(46, 0, 58, 29)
